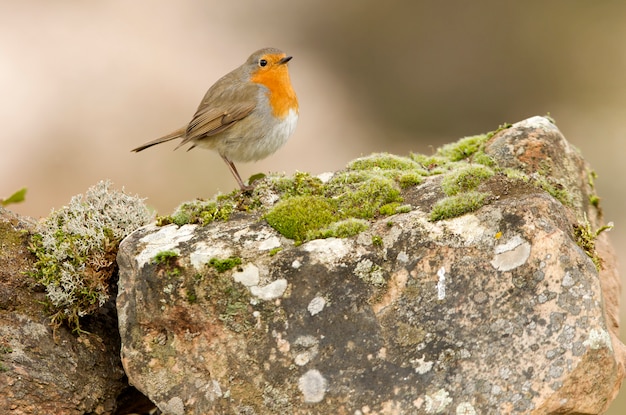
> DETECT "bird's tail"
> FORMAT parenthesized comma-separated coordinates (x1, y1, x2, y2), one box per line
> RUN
(131, 127, 186, 152)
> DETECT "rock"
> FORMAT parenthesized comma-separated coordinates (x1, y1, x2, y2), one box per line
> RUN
(0, 207, 127, 414)
(116, 116, 625, 414)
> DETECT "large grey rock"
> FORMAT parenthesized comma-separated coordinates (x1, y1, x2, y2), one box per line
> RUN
(116, 116, 625, 414)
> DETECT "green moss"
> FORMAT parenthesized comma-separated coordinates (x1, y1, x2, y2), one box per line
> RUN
(410, 153, 449, 170)
(271, 171, 324, 197)
(398, 172, 424, 188)
(348, 153, 422, 171)
(441, 165, 494, 196)
(371, 235, 383, 247)
(265, 195, 338, 244)
(436, 134, 490, 161)
(429, 191, 490, 221)
(533, 176, 572, 206)
(472, 151, 497, 168)
(158, 198, 235, 226)
(589, 194, 601, 208)
(208, 256, 242, 273)
(313, 218, 370, 239)
(379, 202, 400, 216)
(573, 216, 613, 271)
(268, 247, 283, 256)
(186, 288, 197, 304)
(330, 173, 402, 219)
(153, 250, 179, 265)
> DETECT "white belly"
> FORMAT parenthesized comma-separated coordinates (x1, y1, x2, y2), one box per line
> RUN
(222, 108, 299, 162)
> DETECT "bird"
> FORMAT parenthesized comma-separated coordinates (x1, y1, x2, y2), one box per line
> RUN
(131, 47, 299, 191)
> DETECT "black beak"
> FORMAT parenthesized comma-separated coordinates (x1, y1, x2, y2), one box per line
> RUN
(279, 56, 293, 65)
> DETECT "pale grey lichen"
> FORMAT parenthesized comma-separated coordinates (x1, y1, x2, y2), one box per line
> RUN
(31, 180, 152, 331)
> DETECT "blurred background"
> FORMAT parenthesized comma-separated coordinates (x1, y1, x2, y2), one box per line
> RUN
(1, 0, 624, 411)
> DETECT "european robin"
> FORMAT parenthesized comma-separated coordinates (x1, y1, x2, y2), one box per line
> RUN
(132, 47, 299, 191)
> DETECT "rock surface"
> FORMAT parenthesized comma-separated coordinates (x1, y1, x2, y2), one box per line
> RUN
(117, 117, 625, 414)
(0, 207, 128, 414)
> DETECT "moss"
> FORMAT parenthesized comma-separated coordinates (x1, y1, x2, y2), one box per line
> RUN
(441, 165, 494, 196)
(348, 153, 422, 171)
(265, 195, 338, 244)
(208, 256, 242, 273)
(153, 250, 179, 265)
(410, 153, 449, 170)
(589, 194, 601, 208)
(185, 288, 197, 304)
(573, 216, 613, 271)
(268, 247, 283, 256)
(398, 172, 424, 188)
(329, 173, 402, 219)
(430, 191, 490, 221)
(270, 171, 324, 197)
(313, 218, 370, 239)
(532, 176, 572, 206)
(472, 151, 497, 168)
(379, 202, 400, 216)
(158, 198, 235, 226)
(371, 235, 383, 247)
(436, 134, 490, 161)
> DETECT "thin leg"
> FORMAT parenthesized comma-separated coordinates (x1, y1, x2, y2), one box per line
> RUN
(221, 155, 253, 191)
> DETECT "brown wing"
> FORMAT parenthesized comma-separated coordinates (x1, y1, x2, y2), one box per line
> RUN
(175, 81, 257, 150)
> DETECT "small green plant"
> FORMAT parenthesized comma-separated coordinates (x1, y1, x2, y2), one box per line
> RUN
(157, 198, 235, 226)
(30, 181, 152, 332)
(269, 247, 283, 256)
(208, 256, 242, 273)
(573, 215, 613, 270)
(153, 250, 179, 265)
(371, 235, 383, 247)
(429, 191, 490, 221)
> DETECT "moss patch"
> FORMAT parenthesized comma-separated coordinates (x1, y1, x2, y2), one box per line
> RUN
(264, 195, 338, 244)
(208, 256, 243, 273)
(441, 165, 495, 196)
(152, 119, 592, 239)
(573, 216, 613, 270)
(429, 191, 490, 221)
(157, 198, 235, 226)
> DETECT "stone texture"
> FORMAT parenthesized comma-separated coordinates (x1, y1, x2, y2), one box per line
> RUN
(117, 116, 625, 414)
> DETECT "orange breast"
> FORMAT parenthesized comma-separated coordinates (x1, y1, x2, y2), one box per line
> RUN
(250, 63, 299, 119)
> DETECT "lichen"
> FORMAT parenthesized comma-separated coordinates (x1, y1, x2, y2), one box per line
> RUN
(30, 180, 152, 332)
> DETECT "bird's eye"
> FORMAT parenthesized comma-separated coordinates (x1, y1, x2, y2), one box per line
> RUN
(259, 59, 268, 67)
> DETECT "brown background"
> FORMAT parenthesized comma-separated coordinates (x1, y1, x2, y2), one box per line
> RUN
(1, 1, 624, 411)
